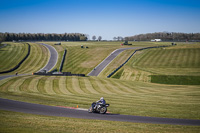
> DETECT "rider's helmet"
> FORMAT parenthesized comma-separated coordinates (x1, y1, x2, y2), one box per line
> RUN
(100, 97, 104, 101)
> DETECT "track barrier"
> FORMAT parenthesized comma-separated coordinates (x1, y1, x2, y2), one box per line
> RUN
(0, 43, 30, 74)
(59, 49, 67, 72)
(107, 45, 169, 78)
(33, 72, 85, 77)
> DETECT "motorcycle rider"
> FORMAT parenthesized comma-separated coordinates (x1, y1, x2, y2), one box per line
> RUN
(94, 97, 106, 110)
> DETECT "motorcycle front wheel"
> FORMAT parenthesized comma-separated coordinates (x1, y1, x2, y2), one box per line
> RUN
(100, 107, 107, 114)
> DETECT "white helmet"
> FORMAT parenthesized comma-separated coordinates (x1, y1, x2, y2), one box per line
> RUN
(100, 97, 104, 100)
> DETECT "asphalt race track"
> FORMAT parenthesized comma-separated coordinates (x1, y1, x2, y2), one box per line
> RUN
(37, 43, 58, 72)
(1, 45, 200, 126)
(0, 74, 29, 81)
(0, 43, 58, 80)
(0, 98, 200, 126)
(87, 47, 142, 76)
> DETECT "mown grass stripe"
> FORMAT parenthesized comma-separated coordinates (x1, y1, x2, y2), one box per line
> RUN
(134, 50, 151, 66)
(155, 49, 168, 66)
(19, 43, 40, 73)
(44, 77, 56, 95)
(174, 49, 182, 67)
(58, 76, 71, 95)
(19, 76, 34, 92)
(190, 49, 197, 67)
(148, 50, 162, 67)
(71, 76, 85, 94)
(102, 79, 127, 94)
(0, 43, 27, 72)
(53, 77, 63, 94)
(98, 79, 118, 94)
(78, 77, 92, 94)
(108, 79, 131, 94)
(84, 77, 99, 94)
(0, 44, 11, 60)
(182, 49, 189, 67)
(0, 44, 17, 70)
(14, 76, 31, 92)
(0, 77, 19, 92)
(19, 43, 47, 74)
(66, 77, 77, 94)
(111, 79, 136, 93)
(194, 49, 200, 67)
(33, 43, 50, 72)
(2, 44, 20, 69)
(37, 77, 47, 94)
(92, 77, 113, 94)
(17, 43, 37, 73)
(138, 50, 153, 66)
(7, 76, 29, 92)
(118, 80, 144, 94)
(168, 50, 177, 67)
(28, 76, 42, 93)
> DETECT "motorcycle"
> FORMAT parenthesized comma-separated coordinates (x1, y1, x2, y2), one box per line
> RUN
(88, 102, 109, 114)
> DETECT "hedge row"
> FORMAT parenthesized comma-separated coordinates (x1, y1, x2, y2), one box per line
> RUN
(151, 75, 200, 85)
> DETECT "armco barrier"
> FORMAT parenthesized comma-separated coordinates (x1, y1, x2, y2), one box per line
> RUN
(0, 43, 30, 74)
(59, 49, 67, 72)
(33, 72, 85, 77)
(107, 45, 169, 78)
(0, 44, 7, 49)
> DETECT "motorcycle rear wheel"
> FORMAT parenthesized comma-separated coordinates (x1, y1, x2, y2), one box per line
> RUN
(88, 107, 93, 113)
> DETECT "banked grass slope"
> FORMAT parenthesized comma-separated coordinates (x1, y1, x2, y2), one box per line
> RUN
(0, 41, 200, 132)
(0, 74, 199, 119)
(110, 43, 200, 84)
(0, 42, 49, 75)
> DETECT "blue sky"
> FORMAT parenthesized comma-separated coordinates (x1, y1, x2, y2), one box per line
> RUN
(0, 0, 200, 40)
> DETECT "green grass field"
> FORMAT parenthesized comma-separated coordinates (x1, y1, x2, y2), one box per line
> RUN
(0, 42, 28, 72)
(0, 41, 200, 132)
(0, 75, 199, 119)
(1, 110, 200, 133)
(0, 42, 49, 75)
(43, 41, 126, 74)
(111, 43, 200, 84)
(43, 41, 171, 74)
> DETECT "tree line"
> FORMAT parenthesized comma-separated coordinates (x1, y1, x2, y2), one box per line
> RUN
(0, 32, 87, 42)
(125, 32, 200, 41)
(91, 35, 102, 41)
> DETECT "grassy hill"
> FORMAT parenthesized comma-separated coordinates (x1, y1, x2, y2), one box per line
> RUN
(0, 42, 28, 72)
(0, 42, 49, 75)
(43, 41, 125, 74)
(43, 41, 171, 75)
(0, 75, 199, 120)
(111, 43, 200, 84)
(0, 41, 200, 132)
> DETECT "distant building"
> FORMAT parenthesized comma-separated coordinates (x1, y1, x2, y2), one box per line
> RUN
(151, 39, 162, 42)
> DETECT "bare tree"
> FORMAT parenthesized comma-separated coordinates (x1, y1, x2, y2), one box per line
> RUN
(98, 36, 102, 41)
(113, 37, 117, 41)
(92, 35, 96, 41)
(117, 36, 124, 41)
